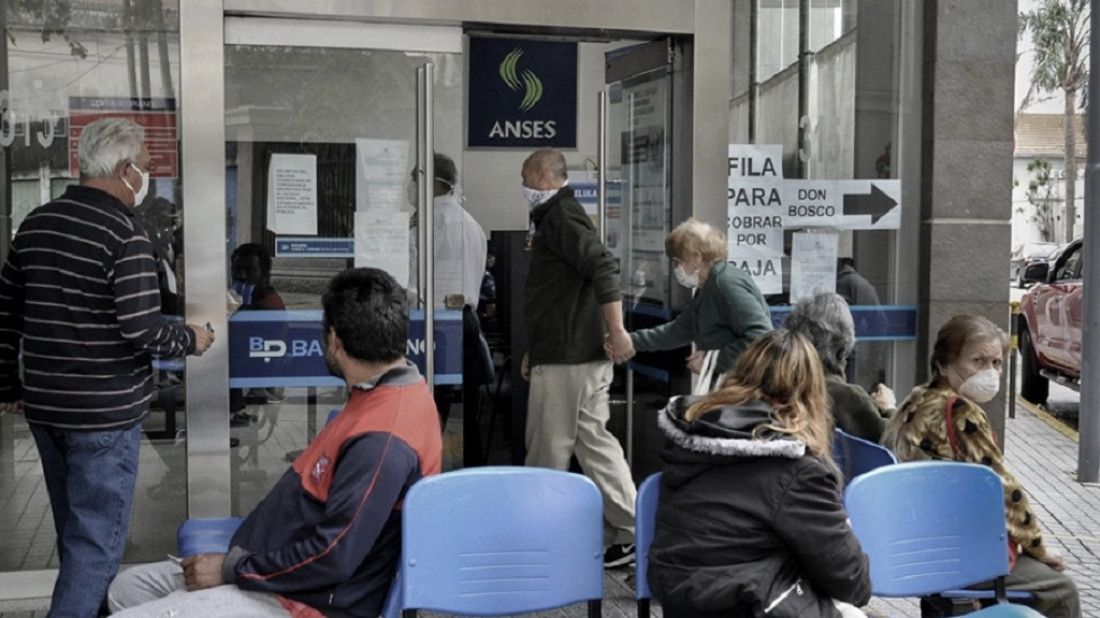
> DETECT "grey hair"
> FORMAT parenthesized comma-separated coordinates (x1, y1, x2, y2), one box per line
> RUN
(77, 118, 145, 179)
(784, 292, 856, 375)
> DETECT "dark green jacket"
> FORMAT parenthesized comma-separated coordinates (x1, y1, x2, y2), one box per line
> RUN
(631, 261, 772, 373)
(826, 372, 887, 443)
(524, 186, 621, 366)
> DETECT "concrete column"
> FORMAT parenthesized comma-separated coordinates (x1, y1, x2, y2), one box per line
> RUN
(919, 0, 1016, 440)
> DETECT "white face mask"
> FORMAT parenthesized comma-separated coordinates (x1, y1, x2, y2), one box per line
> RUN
(522, 185, 557, 210)
(122, 162, 150, 206)
(957, 368, 1001, 403)
(674, 264, 700, 288)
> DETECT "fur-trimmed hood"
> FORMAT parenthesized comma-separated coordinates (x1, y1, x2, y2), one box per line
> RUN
(658, 395, 807, 489)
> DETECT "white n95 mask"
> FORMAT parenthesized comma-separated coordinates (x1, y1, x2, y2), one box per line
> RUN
(958, 368, 1001, 403)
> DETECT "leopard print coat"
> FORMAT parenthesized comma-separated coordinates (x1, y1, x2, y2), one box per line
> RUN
(881, 382, 1049, 562)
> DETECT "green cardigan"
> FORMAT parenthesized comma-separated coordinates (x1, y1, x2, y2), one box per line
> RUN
(826, 372, 887, 442)
(630, 261, 772, 374)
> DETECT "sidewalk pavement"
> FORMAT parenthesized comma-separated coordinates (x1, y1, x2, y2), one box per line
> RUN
(866, 401, 1100, 617)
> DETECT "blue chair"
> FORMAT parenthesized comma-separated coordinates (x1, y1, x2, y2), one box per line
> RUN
(178, 409, 343, 554)
(399, 467, 604, 618)
(635, 472, 662, 618)
(845, 461, 1033, 614)
(833, 428, 897, 484)
(176, 516, 244, 557)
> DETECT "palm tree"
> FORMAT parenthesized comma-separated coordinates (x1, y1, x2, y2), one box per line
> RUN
(1019, 0, 1090, 243)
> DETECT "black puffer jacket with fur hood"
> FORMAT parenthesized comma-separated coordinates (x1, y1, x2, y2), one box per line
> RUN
(648, 396, 871, 618)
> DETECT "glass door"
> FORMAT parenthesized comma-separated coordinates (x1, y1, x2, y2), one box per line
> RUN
(220, 20, 465, 514)
(602, 40, 675, 476)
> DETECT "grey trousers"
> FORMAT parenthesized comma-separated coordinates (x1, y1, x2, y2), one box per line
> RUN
(972, 554, 1082, 618)
(108, 561, 291, 617)
(526, 360, 636, 546)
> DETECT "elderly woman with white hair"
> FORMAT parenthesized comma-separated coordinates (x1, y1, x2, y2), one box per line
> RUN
(624, 218, 772, 378)
(785, 292, 895, 442)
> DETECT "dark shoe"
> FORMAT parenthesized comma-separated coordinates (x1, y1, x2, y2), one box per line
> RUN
(603, 543, 635, 568)
(230, 411, 255, 427)
(230, 437, 240, 448)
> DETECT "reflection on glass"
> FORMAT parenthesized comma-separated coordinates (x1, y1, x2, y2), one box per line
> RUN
(224, 45, 465, 502)
(0, 1, 185, 574)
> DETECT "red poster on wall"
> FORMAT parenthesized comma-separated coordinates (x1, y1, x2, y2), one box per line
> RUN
(68, 97, 178, 178)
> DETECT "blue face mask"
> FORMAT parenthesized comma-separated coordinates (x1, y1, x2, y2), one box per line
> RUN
(232, 280, 256, 306)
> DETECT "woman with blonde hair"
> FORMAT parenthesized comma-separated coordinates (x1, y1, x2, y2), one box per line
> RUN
(625, 218, 772, 376)
(648, 329, 871, 618)
(883, 315, 1080, 618)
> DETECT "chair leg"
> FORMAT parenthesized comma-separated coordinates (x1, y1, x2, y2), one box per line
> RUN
(637, 598, 650, 618)
(402, 610, 417, 618)
(587, 599, 601, 618)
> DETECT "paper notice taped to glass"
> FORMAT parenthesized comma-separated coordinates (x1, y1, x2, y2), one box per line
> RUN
(355, 210, 411, 287)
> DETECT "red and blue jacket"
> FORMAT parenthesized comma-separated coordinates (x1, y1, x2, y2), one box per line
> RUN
(221, 362, 442, 618)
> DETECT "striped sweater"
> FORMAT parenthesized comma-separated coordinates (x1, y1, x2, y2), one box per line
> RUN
(0, 185, 195, 429)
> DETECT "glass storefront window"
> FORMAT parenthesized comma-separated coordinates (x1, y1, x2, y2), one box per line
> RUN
(1, 1, 185, 573)
(729, 1, 917, 393)
(223, 43, 465, 510)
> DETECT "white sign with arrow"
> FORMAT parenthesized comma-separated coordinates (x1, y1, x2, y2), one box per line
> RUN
(784, 179, 901, 230)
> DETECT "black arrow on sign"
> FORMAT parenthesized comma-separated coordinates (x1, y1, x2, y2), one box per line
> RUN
(843, 184, 897, 224)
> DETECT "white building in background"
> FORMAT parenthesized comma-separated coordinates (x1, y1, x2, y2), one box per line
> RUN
(1012, 113, 1086, 246)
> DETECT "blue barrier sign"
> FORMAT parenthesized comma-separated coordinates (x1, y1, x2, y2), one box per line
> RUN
(769, 305, 918, 341)
(467, 37, 577, 148)
(275, 238, 355, 258)
(227, 310, 462, 388)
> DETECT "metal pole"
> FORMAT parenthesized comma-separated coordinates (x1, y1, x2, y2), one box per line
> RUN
(1077, 0, 1100, 483)
(1008, 301, 1018, 421)
(597, 90, 608, 244)
(796, 0, 809, 178)
(417, 64, 435, 393)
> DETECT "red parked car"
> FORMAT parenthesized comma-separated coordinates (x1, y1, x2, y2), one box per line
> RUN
(1018, 238, 1083, 404)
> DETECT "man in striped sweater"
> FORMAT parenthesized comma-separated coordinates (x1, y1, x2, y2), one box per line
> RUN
(0, 117, 214, 617)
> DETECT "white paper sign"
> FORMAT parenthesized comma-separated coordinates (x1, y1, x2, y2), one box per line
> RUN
(356, 139, 410, 212)
(789, 232, 839, 304)
(354, 210, 411, 287)
(727, 144, 785, 295)
(267, 154, 317, 235)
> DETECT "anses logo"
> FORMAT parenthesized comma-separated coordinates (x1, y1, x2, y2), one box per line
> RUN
(499, 48, 543, 112)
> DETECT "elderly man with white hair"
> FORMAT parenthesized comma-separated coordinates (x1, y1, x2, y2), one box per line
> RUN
(0, 117, 213, 616)
(785, 292, 894, 442)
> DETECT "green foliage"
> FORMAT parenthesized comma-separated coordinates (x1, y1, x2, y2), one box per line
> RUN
(1019, 0, 1089, 242)
(6, 0, 88, 58)
(1019, 0, 1089, 106)
(1023, 158, 1058, 242)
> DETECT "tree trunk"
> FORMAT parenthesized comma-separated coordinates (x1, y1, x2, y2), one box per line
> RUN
(1064, 89, 1077, 242)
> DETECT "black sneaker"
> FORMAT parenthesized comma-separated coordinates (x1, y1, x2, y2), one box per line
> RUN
(603, 543, 636, 568)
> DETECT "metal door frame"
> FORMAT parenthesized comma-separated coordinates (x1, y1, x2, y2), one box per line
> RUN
(180, 0, 731, 516)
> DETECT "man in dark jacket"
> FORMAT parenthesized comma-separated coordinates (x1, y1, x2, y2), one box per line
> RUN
(0, 117, 214, 617)
(519, 148, 638, 567)
(108, 268, 442, 618)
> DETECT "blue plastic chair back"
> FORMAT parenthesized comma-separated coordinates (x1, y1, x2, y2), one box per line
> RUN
(380, 572, 402, 618)
(326, 408, 341, 426)
(177, 516, 244, 557)
(635, 472, 662, 606)
(401, 467, 604, 615)
(833, 428, 897, 484)
(845, 461, 1010, 597)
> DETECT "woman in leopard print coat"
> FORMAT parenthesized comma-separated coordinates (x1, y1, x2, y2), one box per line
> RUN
(882, 315, 1079, 618)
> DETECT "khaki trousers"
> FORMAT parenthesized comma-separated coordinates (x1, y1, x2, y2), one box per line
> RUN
(526, 360, 637, 546)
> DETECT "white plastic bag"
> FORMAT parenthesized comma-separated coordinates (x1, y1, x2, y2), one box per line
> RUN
(691, 349, 721, 396)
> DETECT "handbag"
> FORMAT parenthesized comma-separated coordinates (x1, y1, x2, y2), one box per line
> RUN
(691, 349, 721, 396)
